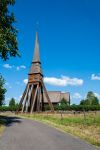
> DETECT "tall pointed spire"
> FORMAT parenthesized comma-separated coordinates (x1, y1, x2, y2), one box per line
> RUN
(32, 32, 40, 63)
(17, 32, 54, 114)
(29, 32, 42, 75)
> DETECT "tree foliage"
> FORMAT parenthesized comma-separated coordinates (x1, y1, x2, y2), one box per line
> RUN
(80, 91, 99, 106)
(0, 0, 19, 60)
(55, 98, 69, 110)
(0, 75, 6, 106)
(60, 98, 68, 105)
(9, 97, 16, 107)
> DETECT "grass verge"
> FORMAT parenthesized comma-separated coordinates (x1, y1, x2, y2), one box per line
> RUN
(19, 112, 100, 147)
(0, 120, 5, 135)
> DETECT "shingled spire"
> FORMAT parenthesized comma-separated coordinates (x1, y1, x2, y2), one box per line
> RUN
(32, 32, 40, 63)
(17, 32, 54, 113)
(29, 32, 42, 75)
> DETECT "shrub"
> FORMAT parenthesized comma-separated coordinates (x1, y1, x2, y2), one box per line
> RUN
(0, 105, 19, 112)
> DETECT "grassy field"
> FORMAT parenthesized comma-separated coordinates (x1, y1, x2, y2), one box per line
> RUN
(19, 111, 100, 147)
(0, 120, 5, 135)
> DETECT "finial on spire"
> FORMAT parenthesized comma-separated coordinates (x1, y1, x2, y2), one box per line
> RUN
(36, 21, 39, 32)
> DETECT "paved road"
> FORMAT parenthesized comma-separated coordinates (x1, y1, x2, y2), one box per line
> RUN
(0, 116, 99, 150)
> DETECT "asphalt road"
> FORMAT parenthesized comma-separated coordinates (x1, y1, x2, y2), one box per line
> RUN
(0, 116, 99, 150)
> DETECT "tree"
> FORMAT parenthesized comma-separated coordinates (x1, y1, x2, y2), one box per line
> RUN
(0, 0, 19, 60)
(91, 97, 99, 105)
(80, 91, 99, 106)
(60, 98, 68, 105)
(9, 98, 16, 107)
(86, 91, 99, 105)
(0, 75, 6, 106)
(80, 100, 85, 105)
(56, 98, 69, 110)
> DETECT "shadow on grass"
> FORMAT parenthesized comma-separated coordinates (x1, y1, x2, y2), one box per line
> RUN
(0, 115, 22, 127)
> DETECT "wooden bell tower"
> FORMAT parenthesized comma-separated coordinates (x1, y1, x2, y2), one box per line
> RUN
(17, 32, 54, 113)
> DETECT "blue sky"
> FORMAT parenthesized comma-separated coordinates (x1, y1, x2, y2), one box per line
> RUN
(0, 0, 100, 105)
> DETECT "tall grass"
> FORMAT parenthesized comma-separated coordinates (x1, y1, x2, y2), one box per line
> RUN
(0, 120, 5, 134)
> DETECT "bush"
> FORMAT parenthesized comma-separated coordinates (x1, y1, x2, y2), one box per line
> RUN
(0, 105, 19, 112)
(55, 104, 100, 111)
(70, 105, 100, 111)
(0, 105, 99, 112)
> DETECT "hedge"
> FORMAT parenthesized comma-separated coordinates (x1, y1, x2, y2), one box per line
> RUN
(0, 105, 100, 112)
(0, 106, 18, 112)
(45, 105, 100, 111)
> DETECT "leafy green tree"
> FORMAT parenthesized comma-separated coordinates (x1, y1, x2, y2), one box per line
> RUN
(0, 75, 6, 106)
(0, 0, 19, 60)
(80, 100, 85, 105)
(56, 98, 69, 110)
(9, 98, 16, 107)
(60, 98, 68, 105)
(86, 91, 95, 105)
(80, 91, 99, 105)
(86, 91, 99, 105)
(91, 97, 99, 105)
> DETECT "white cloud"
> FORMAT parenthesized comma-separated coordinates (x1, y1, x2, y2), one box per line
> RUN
(16, 66, 20, 71)
(16, 65, 26, 71)
(94, 93, 100, 99)
(9, 86, 12, 89)
(6, 97, 10, 100)
(72, 93, 82, 99)
(3, 64, 26, 71)
(61, 91, 66, 93)
(19, 95, 22, 99)
(44, 77, 66, 86)
(91, 74, 100, 80)
(23, 79, 28, 84)
(44, 75, 83, 86)
(20, 65, 26, 69)
(5, 82, 9, 86)
(3, 64, 13, 69)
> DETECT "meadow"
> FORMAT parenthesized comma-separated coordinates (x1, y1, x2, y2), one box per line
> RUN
(0, 119, 5, 135)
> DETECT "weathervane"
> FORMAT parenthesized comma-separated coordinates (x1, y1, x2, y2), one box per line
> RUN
(36, 21, 39, 32)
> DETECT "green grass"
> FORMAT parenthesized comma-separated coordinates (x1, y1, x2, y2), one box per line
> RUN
(19, 112, 100, 147)
(0, 119, 5, 135)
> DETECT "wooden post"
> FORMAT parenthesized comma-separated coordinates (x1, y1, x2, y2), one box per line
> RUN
(42, 81, 54, 112)
(39, 87, 42, 111)
(30, 84, 39, 113)
(16, 84, 28, 114)
(25, 84, 33, 112)
(36, 86, 40, 112)
(22, 84, 29, 113)
(41, 86, 44, 111)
